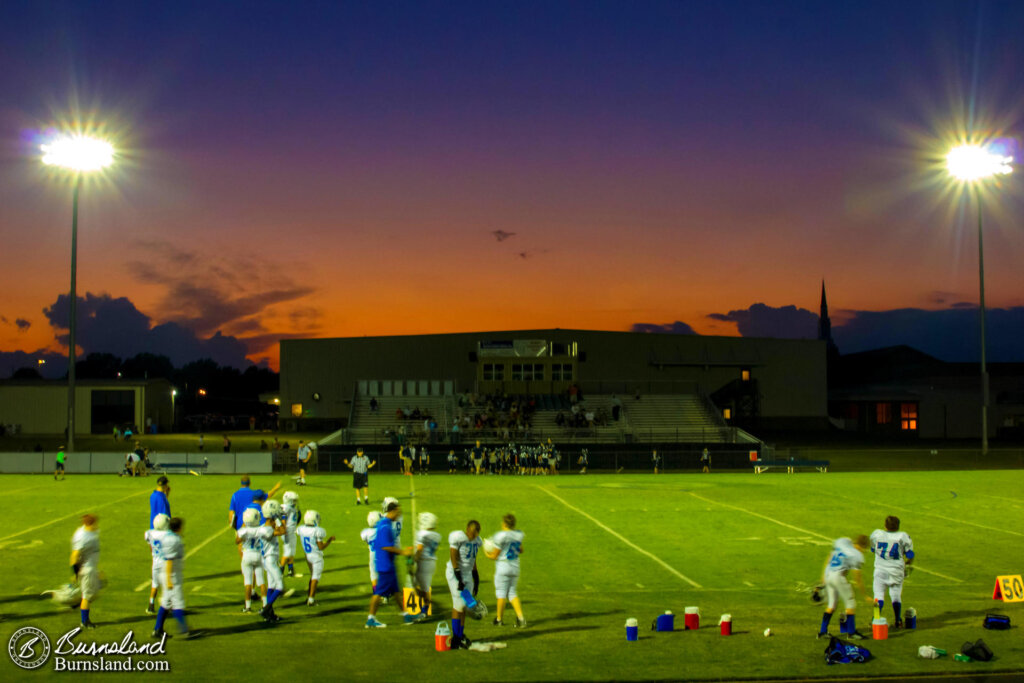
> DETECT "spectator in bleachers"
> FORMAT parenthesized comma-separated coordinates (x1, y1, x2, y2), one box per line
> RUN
(611, 395, 622, 421)
(569, 384, 579, 404)
(369, 397, 378, 413)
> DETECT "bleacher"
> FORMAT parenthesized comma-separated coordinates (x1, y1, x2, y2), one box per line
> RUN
(530, 394, 629, 443)
(347, 396, 452, 446)
(623, 394, 729, 443)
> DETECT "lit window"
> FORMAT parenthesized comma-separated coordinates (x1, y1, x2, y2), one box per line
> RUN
(291, 403, 302, 418)
(741, 369, 750, 382)
(723, 408, 732, 419)
(900, 403, 918, 431)
(876, 403, 892, 425)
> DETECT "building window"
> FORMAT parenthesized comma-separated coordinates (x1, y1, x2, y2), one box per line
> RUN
(741, 369, 751, 382)
(483, 364, 504, 381)
(552, 363, 573, 381)
(533, 363, 544, 381)
(876, 402, 892, 425)
(900, 403, 918, 431)
(291, 403, 303, 418)
(723, 408, 732, 419)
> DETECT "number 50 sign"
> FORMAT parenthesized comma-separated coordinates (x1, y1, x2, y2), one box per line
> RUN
(992, 575, 1024, 602)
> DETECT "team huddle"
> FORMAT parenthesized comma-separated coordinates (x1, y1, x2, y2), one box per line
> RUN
(62, 472, 526, 645)
(815, 515, 914, 640)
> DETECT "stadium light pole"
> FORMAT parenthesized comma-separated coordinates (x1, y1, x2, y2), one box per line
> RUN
(945, 144, 1013, 455)
(41, 135, 115, 452)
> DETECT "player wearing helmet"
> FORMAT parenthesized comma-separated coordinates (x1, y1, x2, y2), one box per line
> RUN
(145, 513, 171, 614)
(280, 491, 301, 577)
(414, 512, 442, 609)
(297, 510, 335, 606)
(236, 508, 266, 613)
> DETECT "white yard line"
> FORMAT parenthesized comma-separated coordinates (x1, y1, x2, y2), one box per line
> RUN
(7, 485, 45, 496)
(0, 489, 150, 543)
(134, 527, 233, 591)
(687, 492, 964, 584)
(538, 486, 702, 588)
(831, 491, 1024, 539)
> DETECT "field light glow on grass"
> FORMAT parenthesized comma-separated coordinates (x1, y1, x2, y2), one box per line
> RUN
(946, 144, 1014, 182)
(41, 134, 115, 171)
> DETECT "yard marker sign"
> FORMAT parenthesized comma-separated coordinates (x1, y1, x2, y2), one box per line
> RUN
(992, 575, 1024, 602)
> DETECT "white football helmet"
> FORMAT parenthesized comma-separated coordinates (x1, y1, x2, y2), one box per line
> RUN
(418, 512, 437, 530)
(262, 499, 282, 520)
(242, 508, 261, 527)
(47, 583, 82, 607)
(283, 491, 298, 506)
(381, 496, 399, 514)
(366, 510, 382, 528)
(483, 538, 498, 555)
(152, 513, 170, 531)
(303, 509, 320, 526)
(469, 599, 489, 620)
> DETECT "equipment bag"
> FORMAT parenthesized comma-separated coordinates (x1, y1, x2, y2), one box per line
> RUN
(983, 614, 1011, 630)
(961, 639, 994, 662)
(824, 636, 872, 664)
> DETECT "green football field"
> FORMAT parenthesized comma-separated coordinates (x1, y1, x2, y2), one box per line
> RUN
(1, 469, 1022, 681)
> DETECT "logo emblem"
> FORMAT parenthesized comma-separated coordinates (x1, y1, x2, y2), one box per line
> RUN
(8, 626, 51, 670)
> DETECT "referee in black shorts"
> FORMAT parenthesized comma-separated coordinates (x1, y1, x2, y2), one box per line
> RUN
(344, 447, 376, 506)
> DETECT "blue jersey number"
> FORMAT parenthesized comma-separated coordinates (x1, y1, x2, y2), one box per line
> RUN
(506, 541, 521, 560)
(828, 551, 844, 569)
(876, 542, 900, 560)
(152, 539, 163, 560)
(302, 536, 314, 553)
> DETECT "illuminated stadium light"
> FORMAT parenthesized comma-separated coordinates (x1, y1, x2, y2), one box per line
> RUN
(41, 134, 115, 172)
(946, 144, 1013, 182)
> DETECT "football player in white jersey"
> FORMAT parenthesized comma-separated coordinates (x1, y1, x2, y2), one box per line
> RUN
(70, 514, 101, 629)
(414, 512, 442, 608)
(145, 514, 171, 614)
(817, 535, 869, 640)
(297, 509, 335, 606)
(235, 508, 266, 613)
(152, 517, 193, 639)
(361, 511, 381, 589)
(485, 513, 526, 627)
(257, 500, 287, 623)
(446, 519, 484, 648)
(870, 515, 914, 629)
(280, 491, 301, 577)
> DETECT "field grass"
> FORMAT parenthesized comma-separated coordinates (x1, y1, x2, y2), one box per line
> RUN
(1, 469, 1022, 681)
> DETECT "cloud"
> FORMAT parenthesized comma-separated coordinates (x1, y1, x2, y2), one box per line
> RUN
(43, 292, 252, 369)
(925, 290, 960, 306)
(833, 306, 1024, 362)
(706, 303, 818, 339)
(631, 321, 699, 335)
(15, 318, 30, 331)
(126, 240, 316, 341)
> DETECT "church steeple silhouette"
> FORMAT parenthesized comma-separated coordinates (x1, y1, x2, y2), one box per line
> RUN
(818, 280, 838, 356)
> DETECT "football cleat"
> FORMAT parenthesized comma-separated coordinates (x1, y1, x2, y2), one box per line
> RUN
(82, 621, 96, 629)
(151, 630, 168, 640)
(515, 618, 527, 629)
(145, 605, 155, 615)
(403, 612, 426, 625)
(894, 619, 904, 630)
(848, 630, 867, 640)
(816, 631, 829, 639)
(365, 616, 387, 628)
(492, 618, 503, 626)
(241, 606, 252, 613)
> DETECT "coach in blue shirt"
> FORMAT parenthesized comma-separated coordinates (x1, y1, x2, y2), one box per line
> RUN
(229, 476, 281, 529)
(150, 476, 171, 528)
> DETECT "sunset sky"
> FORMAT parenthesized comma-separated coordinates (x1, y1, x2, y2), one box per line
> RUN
(1, 1, 1023, 373)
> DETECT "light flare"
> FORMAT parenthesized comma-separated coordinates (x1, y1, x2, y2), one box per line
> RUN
(946, 144, 1013, 182)
(41, 135, 115, 172)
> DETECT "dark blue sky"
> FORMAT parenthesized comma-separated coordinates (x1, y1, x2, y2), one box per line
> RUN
(1, 1, 1022, 371)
